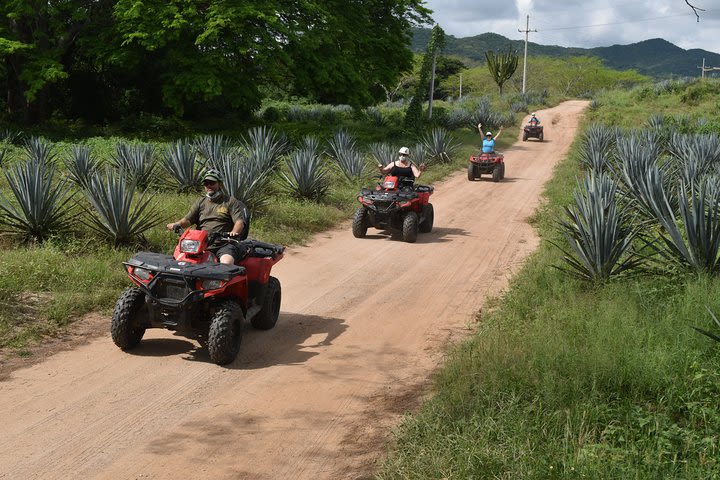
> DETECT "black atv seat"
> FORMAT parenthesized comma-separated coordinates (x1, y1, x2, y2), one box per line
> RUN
(414, 184, 433, 193)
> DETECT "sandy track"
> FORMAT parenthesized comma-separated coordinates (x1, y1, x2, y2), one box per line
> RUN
(0, 100, 588, 480)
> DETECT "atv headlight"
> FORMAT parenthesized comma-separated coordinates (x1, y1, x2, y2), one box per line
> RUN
(201, 279, 225, 290)
(134, 267, 152, 281)
(181, 239, 201, 253)
(383, 180, 396, 189)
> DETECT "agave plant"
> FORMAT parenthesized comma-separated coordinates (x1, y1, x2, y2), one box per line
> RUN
(65, 145, 100, 189)
(612, 135, 667, 220)
(162, 140, 204, 192)
(369, 142, 397, 167)
(216, 151, 272, 212)
(24, 136, 56, 166)
(0, 159, 75, 242)
(0, 147, 6, 168)
(364, 106, 386, 127)
(81, 169, 161, 246)
(112, 142, 156, 190)
(666, 132, 720, 183)
(422, 128, 458, 164)
(1, 128, 21, 144)
(239, 126, 289, 173)
(193, 134, 233, 169)
(412, 143, 427, 167)
(282, 138, 329, 200)
(442, 108, 471, 130)
(327, 129, 368, 181)
(648, 177, 720, 274)
(554, 172, 643, 282)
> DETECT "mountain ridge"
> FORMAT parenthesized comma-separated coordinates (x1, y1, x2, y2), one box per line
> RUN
(411, 28, 720, 78)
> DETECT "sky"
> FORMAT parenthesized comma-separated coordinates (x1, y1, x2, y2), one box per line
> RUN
(421, 0, 720, 56)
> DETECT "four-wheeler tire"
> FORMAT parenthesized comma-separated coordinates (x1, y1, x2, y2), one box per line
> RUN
(492, 164, 502, 182)
(402, 211, 419, 243)
(467, 163, 475, 181)
(523, 132, 528, 141)
(251, 276, 281, 330)
(539, 132, 544, 142)
(208, 299, 244, 365)
(419, 203, 434, 233)
(500, 163, 506, 180)
(111, 287, 148, 350)
(352, 207, 368, 238)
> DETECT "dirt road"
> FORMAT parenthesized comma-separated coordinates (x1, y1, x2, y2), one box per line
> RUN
(0, 100, 588, 479)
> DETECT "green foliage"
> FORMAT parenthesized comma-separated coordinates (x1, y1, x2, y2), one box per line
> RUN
(404, 25, 445, 130)
(485, 49, 519, 94)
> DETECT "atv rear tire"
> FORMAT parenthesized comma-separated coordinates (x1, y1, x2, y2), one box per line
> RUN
(111, 287, 148, 350)
(208, 300, 243, 365)
(467, 163, 475, 181)
(539, 132, 544, 142)
(402, 212, 419, 243)
(523, 132, 528, 141)
(419, 204, 434, 233)
(251, 276, 281, 330)
(352, 207, 368, 238)
(492, 164, 502, 182)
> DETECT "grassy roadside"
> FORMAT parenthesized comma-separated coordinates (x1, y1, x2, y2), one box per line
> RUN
(377, 83, 720, 478)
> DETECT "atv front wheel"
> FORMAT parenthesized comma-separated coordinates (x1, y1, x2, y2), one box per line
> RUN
(492, 164, 502, 182)
(111, 287, 148, 350)
(523, 132, 528, 141)
(419, 204, 434, 233)
(352, 207, 368, 238)
(467, 163, 475, 181)
(500, 163, 506, 180)
(402, 212, 419, 243)
(539, 132, 544, 142)
(251, 276, 281, 330)
(208, 300, 244, 365)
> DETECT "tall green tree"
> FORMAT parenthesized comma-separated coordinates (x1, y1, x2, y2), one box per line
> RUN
(485, 49, 519, 95)
(404, 24, 444, 130)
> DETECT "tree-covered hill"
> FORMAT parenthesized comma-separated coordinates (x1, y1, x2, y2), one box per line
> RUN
(412, 28, 720, 78)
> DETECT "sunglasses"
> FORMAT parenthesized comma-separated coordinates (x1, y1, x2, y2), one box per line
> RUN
(203, 180, 218, 186)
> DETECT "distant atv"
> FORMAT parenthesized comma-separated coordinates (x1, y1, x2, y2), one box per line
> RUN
(353, 175, 434, 243)
(468, 152, 505, 182)
(523, 122, 544, 142)
(111, 228, 284, 365)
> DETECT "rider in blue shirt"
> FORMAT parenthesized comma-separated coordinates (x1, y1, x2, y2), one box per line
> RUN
(478, 123, 503, 153)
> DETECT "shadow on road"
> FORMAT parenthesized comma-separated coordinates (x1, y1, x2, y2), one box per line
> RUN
(130, 312, 347, 369)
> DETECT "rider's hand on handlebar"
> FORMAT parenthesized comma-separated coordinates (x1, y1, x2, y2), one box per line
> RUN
(227, 231, 239, 237)
(419, 163, 427, 172)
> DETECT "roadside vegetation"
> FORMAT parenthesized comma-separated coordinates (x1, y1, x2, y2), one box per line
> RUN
(378, 79, 720, 478)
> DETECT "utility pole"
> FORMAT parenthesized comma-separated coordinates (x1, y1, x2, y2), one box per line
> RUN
(698, 58, 720, 78)
(459, 73, 463, 99)
(518, 15, 536, 94)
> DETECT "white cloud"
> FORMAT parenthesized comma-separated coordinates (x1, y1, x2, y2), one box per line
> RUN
(423, 0, 719, 54)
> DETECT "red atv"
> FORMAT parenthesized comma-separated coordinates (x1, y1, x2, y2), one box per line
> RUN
(468, 152, 505, 182)
(111, 228, 284, 365)
(523, 122, 543, 141)
(352, 175, 434, 243)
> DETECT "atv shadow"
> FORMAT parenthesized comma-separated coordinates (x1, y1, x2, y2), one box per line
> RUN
(415, 227, 470, 243)
(131, 312, 347, 368)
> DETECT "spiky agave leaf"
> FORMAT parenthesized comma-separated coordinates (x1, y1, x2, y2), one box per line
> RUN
(0, 159, 75, 242)
(666, 132, 720, 183)
(553, 172, 643, 282)
(112, 142, 156, 190)
(81, 169, 161, 246)
(162, 140, 204, 193)
(327, 129, 369, 181)
(369, 142, 397, 168)
(412, 143, 427, 167)
(422, 127, 458, 164)
(692, 306, 720, 343)
(193, 134, 234, 170)
(65, 145, 100, 189)
(612, 135, 667, 221)
(23, 136, 56, 166)
(282, 140, 329, 200)
(240, 126, 290, 173)
(650, 177, 720, 273)
(216, 151, 272, 213)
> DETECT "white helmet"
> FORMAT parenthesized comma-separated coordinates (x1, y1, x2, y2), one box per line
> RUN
(398, 146, 410, 156)
(485, 131, 492, 136)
